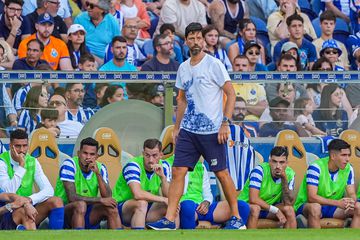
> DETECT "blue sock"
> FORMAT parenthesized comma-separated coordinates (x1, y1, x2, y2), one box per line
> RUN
(237, 200, 250, 225)
(74, 227, 85, 230)
(49, 207, 65, 229)
(180, 200, 197, 229)
(131, 227, 144, 230)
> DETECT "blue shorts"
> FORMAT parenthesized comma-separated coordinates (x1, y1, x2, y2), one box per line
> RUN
(64, 204, 100, 229)
(173, 129, 227, 172)
(117, 201, 153, 227)
(296, 204, 337, 218)
(197, 202, 219, 225)
(0, 212, 16, 230)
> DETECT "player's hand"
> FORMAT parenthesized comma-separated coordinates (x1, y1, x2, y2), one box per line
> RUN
(89, 162, 100, 175)
(11, 145, 25, 167)
(196, 201, 210, 215)
(172, 127, 180, 146)
(11, 196, 28, 209)
(100, 197, 117, 208)
(24, 203, 38, 221)
(152, 164, 165, 178)
(275, 210, 287, 226)
(161, 197, 168, 205)
(217, 124, 230, 144)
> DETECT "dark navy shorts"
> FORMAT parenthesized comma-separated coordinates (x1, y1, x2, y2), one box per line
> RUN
(117, 201, 153, 227)
(173, 129, 227, 172)
(296, 204, 337, 218)
(0, 212, 17, 230)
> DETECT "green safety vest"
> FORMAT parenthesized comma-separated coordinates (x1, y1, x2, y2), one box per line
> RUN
(54, 156, 102, 204)
(0, 151, 36, 197)
(112, 156, 164, 202)
(294, 157, 350, 211)
(180, 161, 204, 204)
(238, 162, 295, 205)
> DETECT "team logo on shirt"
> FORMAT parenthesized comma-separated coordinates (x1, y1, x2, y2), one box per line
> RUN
(51, 48, 58, 57)
(210, 159, 218, 166)
(250, 89, 256, 95)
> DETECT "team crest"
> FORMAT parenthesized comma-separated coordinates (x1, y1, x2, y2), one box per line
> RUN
(51, 48, 58, 57)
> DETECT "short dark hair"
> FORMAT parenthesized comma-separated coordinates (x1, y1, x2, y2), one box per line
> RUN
(111, 36, 127, 47)
(271, 146, 289, 158)
(234, 54, 249, 62)
(5, 0, 24, 7)
(80, 137, 99, 151)
(235, 96, 246, 103)
(328, 139, 350, 153)
(320, 10, 336, 23)
(277, 53, 297, 68)
(143, 138, 162, 151)
(153, 34, 169, 53)
(10, 129, 28, 141)
(53, 87, 66, 98)
(311, 56, 333, 70)
(35, 63, 52, 70)
(40, 107, 59, 120)
(286, 13, 304, 27)
(185, 22, 203, 38)
(65, 83, 83, 92)
(94, 83, 109, 94)
(159, 23, 175, 34)
(27, 39, 44, 52)
(79, 53, 95, 65)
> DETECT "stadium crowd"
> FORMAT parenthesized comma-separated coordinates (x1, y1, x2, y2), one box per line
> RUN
(0, 0, 359, 231)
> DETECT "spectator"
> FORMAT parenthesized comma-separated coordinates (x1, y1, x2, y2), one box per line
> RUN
(0, 83, 17, 135)
(267, 41, 301, 71)
(148, 84, 164, 107)
(100, 85, 124, 108)
(321, 0, 350, 23)
(74, 0, 120, 62)
(118, 0, 151, 39)
(231, 55, 267, 122)
(12, 39, 48, 70)
(65, 83, 94, 125)
(312, 84, 348, 136)
(202, 25, 232, 71)
(0, 40, 15, 69)
(109, 0, 124, 32)
(26, 0, 68, 42)
(228, 18, 266, 64)
(244, 40, 268, 71)
(17, 13, 73, 70)
(66, 24, 90, 69)
(267, 0, 316, 50)
(18, 85, 48, 135)
(159, 23, 183, 63)
(350, 0, 360, 33)
(141, 33, 180, 71)
(346, 21, 360, 70)
(78, 52, 97, 71)
(259, 97, 307, 137)
(207, 0, 247, 41)
(312, 10, 350, 69)
(247, 0, 277, 22)
(273, 13, 317, 70)
(49, 92, 83, 138)
(99, 85, 124, 108)
(93, 83, 109, 111)
(155, 0, 207, 39)
(232, 96, 258, 137)
(81, 53, 101, 109)
(0, 0, 31, 51)
(294, 97, 326, 136)
(35, 107, 61, 137)
(319, 39, 345, 70)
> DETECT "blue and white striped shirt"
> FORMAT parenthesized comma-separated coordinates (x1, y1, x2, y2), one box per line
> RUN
(59, 158, 108, 184)
(249, 165, 295, 190)
(13, 84, 31, 112)
(18, 110, 41, 135)
(66, 107, 94, 125)
(306, 163, 354, 187)
(322, 0, 350, 16)
(122, 161, 171, 185)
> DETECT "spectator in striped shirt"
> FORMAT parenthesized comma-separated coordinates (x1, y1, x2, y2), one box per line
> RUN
(65, 83, 94, 125)
(294, 139, 360, 228)
(112, 139, 172, 229)
(17, 85, 48, 135)
(238, 146, 296, 228)
(54, 137, 122, 229)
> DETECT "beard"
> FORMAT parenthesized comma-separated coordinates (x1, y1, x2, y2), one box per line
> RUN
(190, 45, 202, 56)
(233, 113, 245, 121)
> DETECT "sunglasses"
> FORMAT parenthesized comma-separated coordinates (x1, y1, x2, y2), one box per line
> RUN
(247, 51, 260, 56)
(85, 1, 99, 9)
(324, 49, 338, 55)
(49, 100, 66, 106)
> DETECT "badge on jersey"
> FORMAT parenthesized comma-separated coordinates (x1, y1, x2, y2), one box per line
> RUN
(51, 48, 58, 57)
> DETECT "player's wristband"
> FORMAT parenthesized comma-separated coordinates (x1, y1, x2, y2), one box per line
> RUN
(269, 205, 279, 214)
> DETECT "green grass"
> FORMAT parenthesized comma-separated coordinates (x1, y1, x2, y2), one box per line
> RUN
(1, 229, 360, 240)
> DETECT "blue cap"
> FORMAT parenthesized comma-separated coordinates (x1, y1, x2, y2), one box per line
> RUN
(37, 13, 54, 25)
(320, 39, 342, 56)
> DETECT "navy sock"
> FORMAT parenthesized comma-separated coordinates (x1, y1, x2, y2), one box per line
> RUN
(49, 207, 64, 229)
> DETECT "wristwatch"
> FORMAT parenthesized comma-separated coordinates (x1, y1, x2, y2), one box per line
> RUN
(5, 203, 13, 213)
(222, 116, 232, 125)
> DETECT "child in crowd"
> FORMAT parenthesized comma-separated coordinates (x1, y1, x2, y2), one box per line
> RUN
(294, 98, 326, 136)
(36, 107, 61, 137)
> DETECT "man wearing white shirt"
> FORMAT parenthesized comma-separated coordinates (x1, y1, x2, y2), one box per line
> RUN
(0, 129, 64, 229)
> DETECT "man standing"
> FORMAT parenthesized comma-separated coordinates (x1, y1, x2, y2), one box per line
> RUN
(112, 139, 171, 229)
(238, 146, 296, 228)
(55, 137, 122, 229)
(147, 22, 242, 230)
(294, 139, 360, 228)
(0, 129, 64, 229)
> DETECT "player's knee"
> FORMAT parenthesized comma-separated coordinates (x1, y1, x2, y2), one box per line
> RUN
(354, 202, 360, 215)
(48, 196, 64, 208)
(73, 201, 87, 215)
(249, 204, 261, 216)
(135, 200, 148, 213)
(307, 203, 321, 217)
(283, 206, 295, 217)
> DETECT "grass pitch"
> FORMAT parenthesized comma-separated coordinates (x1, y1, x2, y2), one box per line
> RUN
(1, 229, 360, 240)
